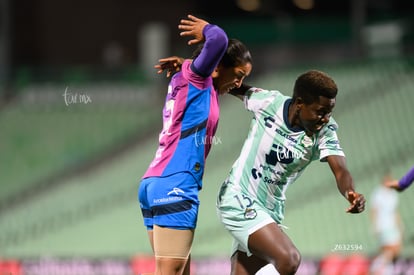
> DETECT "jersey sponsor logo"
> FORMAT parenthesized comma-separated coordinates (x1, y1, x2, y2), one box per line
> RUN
(263, 176, 278, 185)
(153, 196, 183, 204)
(252, 142, 299, 187)
(266, 144, 297, 165)
(251, 168, 262, 179)
(167, 187, 185, 196)
(251, 167, 285, 186)
(264, 116, 298, 143)
(275, 128, 298, 143)
(153, 187, 185, 204)
(259, 164, 285, 176)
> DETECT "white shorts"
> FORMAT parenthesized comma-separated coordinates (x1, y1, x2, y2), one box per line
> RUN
(216, 181, 282, 256)
(378, 227, 401, 246)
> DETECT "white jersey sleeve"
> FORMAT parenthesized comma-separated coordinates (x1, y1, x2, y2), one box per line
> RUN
(317, 119, 345, 161)
(243, 88, 283, 113)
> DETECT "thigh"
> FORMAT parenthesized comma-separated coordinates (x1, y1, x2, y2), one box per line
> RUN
(248, 222, 299, 267)
(153, 225, 194, 259)
(217, 182, 275, 256)
(153, 225, 194, 275)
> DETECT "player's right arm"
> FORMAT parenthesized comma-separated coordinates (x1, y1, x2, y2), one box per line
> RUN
(326, 155, 366, 213)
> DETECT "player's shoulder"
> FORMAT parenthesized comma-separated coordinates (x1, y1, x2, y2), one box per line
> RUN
(325, 117, 339, 132)
(181, 59, 213, 89)
(248, 87, 286, 100)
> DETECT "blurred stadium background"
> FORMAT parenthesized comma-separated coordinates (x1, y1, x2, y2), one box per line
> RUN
(1, 0, 414, 274)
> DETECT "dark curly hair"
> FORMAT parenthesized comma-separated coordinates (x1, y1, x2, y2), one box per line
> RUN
(292, 70, 338, 104)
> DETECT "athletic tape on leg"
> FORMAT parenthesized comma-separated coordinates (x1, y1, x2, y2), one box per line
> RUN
(153, 225, 194, 259)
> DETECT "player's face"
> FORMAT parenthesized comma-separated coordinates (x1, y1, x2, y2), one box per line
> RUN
(215, 62, 252, 95)
(299, 96, 335, 136)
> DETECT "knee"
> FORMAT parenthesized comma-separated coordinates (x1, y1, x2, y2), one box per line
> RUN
(276, 248, 301, 275)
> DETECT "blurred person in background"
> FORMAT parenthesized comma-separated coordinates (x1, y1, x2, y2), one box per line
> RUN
(138, 14, 252, 275)
(370, 171, 403, 275)
(385, 165, 414, 192)
(216, 74, 366, 275)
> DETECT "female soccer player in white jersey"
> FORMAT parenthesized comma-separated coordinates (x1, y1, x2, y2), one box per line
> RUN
(216, 71, 366, 275)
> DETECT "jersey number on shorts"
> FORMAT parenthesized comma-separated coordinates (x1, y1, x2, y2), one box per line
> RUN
(234, 194, 253, 209)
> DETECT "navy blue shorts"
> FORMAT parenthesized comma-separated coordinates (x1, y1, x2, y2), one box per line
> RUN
(138, 172, 200, 230)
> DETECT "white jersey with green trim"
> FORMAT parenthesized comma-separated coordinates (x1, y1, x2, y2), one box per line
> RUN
(227, 87, 345, 222)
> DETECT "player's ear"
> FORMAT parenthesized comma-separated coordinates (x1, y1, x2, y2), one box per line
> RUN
(295, 97, 305, 109)
(211, 67, 220, 78)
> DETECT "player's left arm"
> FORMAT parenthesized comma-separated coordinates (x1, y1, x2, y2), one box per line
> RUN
(154, 60, 256, 102)
(326, 155, 366, 213)
(154, 56, 185, 77)
(397, 165, 414, 191)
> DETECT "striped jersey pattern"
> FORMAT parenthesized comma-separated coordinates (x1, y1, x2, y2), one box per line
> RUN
(228, 88, 344, 222)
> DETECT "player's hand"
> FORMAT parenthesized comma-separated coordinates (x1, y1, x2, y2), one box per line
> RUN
(179, 14, 209, 45)
(154, 56, 184, 77)
(346, 191, 365, 213)
(384, 179, 403, 191)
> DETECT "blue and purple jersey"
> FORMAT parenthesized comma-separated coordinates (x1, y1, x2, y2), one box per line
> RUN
(142, 24, 228, 188)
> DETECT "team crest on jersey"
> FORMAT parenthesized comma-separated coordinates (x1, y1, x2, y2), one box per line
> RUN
(244, 208, 257, 219)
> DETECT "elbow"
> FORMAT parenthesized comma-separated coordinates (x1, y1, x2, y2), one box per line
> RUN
(205, 25, 228, 51)
(213, 31, 228, 54)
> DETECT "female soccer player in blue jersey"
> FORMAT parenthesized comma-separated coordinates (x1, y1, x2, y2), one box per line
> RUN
(215, 72, 366, 275)
(138, 15, 252, 275)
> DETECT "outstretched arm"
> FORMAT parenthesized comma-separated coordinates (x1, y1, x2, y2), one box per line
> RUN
(155, 15, 228, 78)
(385, 165, 414, 191)
(397, 165, 414, 191)
(327, 155, 365, 213)
(179, 14, 228, 77)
